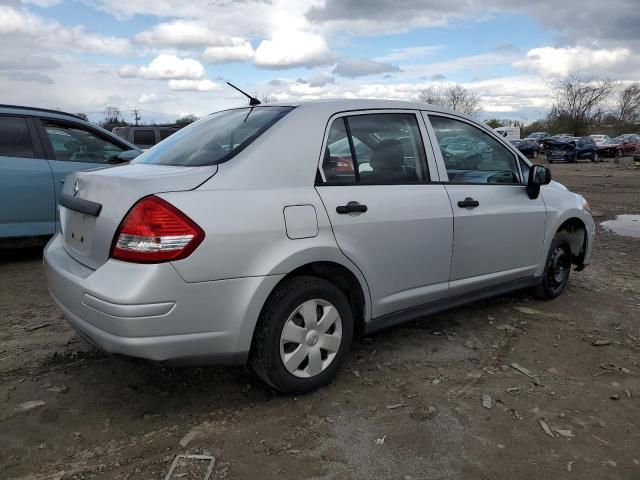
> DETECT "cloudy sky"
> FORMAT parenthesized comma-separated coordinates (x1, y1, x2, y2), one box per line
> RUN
(1, 0, 638, 123)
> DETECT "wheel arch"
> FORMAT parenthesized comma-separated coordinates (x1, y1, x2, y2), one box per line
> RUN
(554, 217, 588, 268)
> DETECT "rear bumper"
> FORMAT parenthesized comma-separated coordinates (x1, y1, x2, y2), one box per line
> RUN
(44, 234, 283, 365)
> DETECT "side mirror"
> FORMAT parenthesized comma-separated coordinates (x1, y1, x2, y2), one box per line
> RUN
(526, 164, 551, 199)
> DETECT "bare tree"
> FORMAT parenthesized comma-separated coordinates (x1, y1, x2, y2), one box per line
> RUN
(418, 84, 482, 117)
(548, 73, 616, 134)
(103, 106, 121, 124)
(260, 93, 278, 104)
(175, 114, 198, 127)
(616, 83, 640, 124)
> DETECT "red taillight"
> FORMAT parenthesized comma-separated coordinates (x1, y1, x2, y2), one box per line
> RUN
(111, 195, 204, 263)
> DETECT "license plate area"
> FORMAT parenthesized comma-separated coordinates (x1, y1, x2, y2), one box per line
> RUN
(62, 208, 95, 255)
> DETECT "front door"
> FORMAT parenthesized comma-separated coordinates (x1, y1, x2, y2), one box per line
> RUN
(0, 115, 55, 238)
(315, 111, 453, 318)
(424, 113, 547, 295)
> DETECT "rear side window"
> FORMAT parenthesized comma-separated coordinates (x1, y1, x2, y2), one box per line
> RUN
(0, 116, 35, 158)
(133, 129, 156, 147)
(319, 113, 428, 184)
(134, 106, 293, 167)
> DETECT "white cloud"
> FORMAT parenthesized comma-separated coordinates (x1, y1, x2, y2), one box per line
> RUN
(134, 20, 245, 48)
(118, 54, 206, 80)
(202, 39, 254, 64)
(514, 46, 632, 78)
(168, 79, 221, 92)
(333, 58, 401, 78)
(0, 5, 131, 56)
(254, 30, 336, 69)
(138, 93, 159, 103)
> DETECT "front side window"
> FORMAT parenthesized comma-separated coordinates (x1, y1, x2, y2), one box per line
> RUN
(429, 115, 521, 184)
(320, 113, 428, 184)
(0, 116, 35, 158)
(133, 129, 156, 147)
(43, 122, 124, 163)
(134, 106, 293, 167)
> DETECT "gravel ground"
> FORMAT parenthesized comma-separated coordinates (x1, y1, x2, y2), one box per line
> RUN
(1, 159, 639, 480)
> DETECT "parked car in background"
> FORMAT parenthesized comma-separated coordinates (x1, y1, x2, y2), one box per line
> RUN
(44, 99, 594, 394)
(0, 105, 141, 241)
(526, 132, 551, 152)
(546, 136, 599, 163)
(112, 126, 179, 149)
(617, 134, 640, 155)
(509, 139, 540, 159)
(589, 134, 610, 145)
(527, 132, 550, 141)
(597, 137, 624, 159)
(634, 144, 640, 161)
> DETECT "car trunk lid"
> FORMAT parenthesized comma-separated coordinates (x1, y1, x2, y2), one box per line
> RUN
(59, 163, 217, 270)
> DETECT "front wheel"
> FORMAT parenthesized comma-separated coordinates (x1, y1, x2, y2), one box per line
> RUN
(593, 152, 599, 162)
(533, 150, 539, 159)
(536, 234, 572, 300)
(250, 276, 354, 394)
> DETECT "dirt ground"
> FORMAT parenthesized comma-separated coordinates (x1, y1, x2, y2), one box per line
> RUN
(1, 159, 639, 480)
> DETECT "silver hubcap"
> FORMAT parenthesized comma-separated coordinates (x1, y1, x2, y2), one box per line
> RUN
(280, 299, 342, 378)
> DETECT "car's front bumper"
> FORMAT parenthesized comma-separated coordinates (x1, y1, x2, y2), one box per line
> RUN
(44, 234, 283, 365)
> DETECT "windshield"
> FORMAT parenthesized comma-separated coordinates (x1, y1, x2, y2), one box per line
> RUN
(134, 106, 293, 166)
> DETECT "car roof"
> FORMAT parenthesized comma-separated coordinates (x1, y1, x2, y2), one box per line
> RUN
(218, 98, 473, 120)
(0, 104, 85, 121)
(0, 104, 140, 151)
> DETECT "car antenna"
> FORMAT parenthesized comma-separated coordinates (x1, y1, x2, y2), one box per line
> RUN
(226, 82, 261, 106)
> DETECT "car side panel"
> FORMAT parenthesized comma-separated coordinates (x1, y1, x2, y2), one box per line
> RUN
(0, 154, 55, 237)
(537, 185, 595, 275)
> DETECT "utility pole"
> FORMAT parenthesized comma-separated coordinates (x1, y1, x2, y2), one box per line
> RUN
(133, 109, 141, 126)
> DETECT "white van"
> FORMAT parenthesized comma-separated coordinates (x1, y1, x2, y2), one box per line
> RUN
(494, 126, 521, 140)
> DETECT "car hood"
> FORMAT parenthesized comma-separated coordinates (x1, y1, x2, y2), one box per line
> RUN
(546, 180, 568, 191)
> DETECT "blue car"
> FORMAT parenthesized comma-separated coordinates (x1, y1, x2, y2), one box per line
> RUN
(545, 136, 599, 163)
(0, 105, 140, 241)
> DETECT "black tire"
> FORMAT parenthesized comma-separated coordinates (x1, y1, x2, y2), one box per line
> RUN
(592, 152, 599, 162)
(536, 234, 572, 300)
(533, 150, 538, 159)
(250, 275, 354, 394)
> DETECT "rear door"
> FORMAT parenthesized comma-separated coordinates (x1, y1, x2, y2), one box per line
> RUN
(315, 111, 453, 318)
(424, 113, 547, 295)
(0, 115, 55, 238)
(36, 119, 128, 226)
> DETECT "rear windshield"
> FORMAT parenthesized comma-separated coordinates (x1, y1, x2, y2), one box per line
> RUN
(133, 106, 293, 166)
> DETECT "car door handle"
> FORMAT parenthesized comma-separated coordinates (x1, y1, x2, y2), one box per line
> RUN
(457, 197, 480, 208)
(336, 202, 368, 214)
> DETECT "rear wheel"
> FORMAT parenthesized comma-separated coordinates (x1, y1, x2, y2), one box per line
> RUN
(536, 234, 572, 300)
(250, 276, 354, 394)
(592, 152, 599, 162)
(533, 150, 539, 159)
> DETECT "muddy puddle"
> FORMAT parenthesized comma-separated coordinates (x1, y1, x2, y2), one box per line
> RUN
(601, 214, 640, 238)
